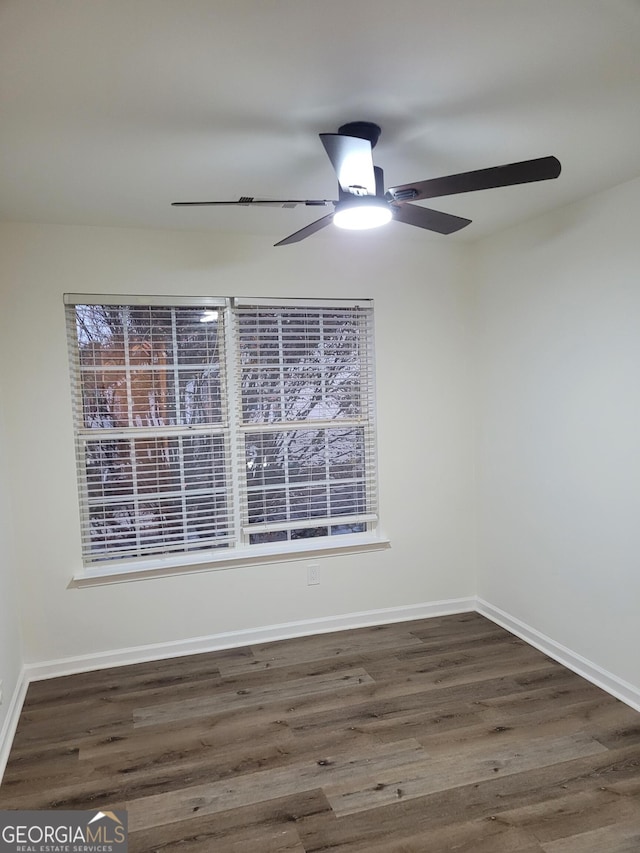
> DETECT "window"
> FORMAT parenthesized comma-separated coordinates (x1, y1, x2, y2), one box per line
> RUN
(65, 295, 380, 577)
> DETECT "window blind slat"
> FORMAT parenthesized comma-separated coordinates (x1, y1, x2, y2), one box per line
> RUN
(233, 297, 372, 309)
(242, 513, 377, 535)
(65, 294, 228, 308)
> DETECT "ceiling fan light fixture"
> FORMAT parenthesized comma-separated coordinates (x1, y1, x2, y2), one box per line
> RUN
(333, 197, 392, 230)
(173, 120, 561, 245)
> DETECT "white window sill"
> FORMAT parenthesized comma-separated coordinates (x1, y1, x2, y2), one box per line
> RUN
(71, 534, 391, 587)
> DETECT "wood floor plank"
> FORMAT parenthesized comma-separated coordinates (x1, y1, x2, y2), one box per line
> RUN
(128, 789, 330, 853)
(323, 731, 607, 817)
(23, 652, 223, 707)
(133, 667, 374, 727)
(8, 702, 137, 752)
(541, 817, 640, 852)
(416, 694, 638, 756)
(609, 776, 640, 796)
(134, 820, 306, 853)
(491, 787, 640, 843)
(405, 611, 496, 639)
(125, 738, 426, 831)
(336, 817, 546, 853)
(362, 639, 552, 681)
(1, 613, 638, 851)
(478, 678, 605, 716)
(286, 671, 555, 738)
(218, 624, 425, 675)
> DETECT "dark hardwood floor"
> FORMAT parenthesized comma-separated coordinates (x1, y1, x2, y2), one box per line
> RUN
(1, 612, 639, 852)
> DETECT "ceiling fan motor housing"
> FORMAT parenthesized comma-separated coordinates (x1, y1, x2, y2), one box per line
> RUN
(338, 121, 382, 149)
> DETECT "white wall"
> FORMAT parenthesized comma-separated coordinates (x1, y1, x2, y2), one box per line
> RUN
(0, 222, 475, 665)
(2, 176, 640, 710)
(473, 177, 640, 690)
(0, 384, 23, 737)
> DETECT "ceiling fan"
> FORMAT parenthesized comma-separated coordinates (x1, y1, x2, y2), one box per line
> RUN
(172, 122, 561, 246)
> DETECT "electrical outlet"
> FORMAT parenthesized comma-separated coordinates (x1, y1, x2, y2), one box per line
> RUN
(307, 563, 320, 585)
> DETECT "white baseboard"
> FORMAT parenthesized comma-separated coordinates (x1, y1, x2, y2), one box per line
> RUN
(476, 598, 640, 713)
(0, 667, 29, 784)
(24, 597, 476, 683)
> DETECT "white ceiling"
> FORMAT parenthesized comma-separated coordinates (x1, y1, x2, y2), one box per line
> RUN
(1, 0, 639, 244)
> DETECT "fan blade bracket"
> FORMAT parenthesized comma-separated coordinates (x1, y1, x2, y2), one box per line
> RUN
(346, 185, 369, 196)
(386, 187, 419, 202)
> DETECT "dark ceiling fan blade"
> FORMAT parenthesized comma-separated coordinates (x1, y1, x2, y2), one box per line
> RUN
(274, 212, 335, 246)
(319, 133, 376, 196)
(387, 156, 561, 202)
(172, 197, 335, 207)
(392, 203, 471, 235)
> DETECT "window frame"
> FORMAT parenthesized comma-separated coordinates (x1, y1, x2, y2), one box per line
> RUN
(65, 294, 388, 584)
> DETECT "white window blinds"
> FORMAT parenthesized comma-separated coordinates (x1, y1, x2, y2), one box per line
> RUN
(233, 300, 378, 544)
(65, 295, 378, 569)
